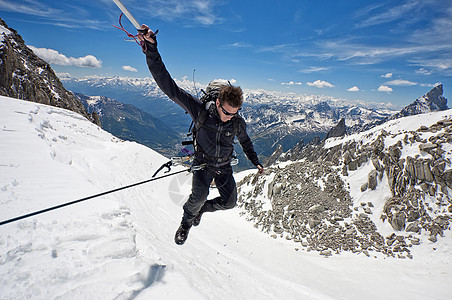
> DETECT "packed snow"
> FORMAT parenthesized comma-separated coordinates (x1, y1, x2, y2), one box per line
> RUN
(1, 95, 451, 299)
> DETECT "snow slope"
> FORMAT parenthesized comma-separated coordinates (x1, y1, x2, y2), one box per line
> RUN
(1, 96, 451, 299)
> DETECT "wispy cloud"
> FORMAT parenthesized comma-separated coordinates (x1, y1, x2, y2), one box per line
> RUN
(300, 66, 329, 73)
(347, 86, 360, 92)
(143, 0, 223, 26)
(317, 38, 451, 68)
(302, 1, 452, 74)
(355, 1, 423, 28)
(381, 73, 393, 78)
(385, 79, 417, 86)
(281, 81, 302, 86)
(29, 46, 102, 68)
(223, 42, 252, 48)
(0, 0, 108, 29)
(409, 58, 452, 75)
(0, 0, 59, 18)
(306, 80, 334, 88)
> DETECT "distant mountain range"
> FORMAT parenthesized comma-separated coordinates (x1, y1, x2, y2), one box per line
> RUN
(62, 75, 403, 167)
(273, 84, 449, 164)
(75, 93, 181, 157)
(62, 75, 192, 133)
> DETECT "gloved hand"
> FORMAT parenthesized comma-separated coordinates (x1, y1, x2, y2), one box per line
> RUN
(137, 24, 157, 52)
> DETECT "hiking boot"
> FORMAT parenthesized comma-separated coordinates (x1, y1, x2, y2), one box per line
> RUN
(193, 212, 204, 227)
(175, 224, 191, 245)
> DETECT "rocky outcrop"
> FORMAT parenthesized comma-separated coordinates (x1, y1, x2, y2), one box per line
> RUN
(238, 113, 452, 259)
(389, 85, 448, 120)
(0, 18, 100, 125)
(264, 144, 284, 167)
(354, 85, 448, 134)
(324, 118, 346, 140)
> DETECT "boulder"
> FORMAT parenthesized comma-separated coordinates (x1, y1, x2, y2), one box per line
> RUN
(390, 212, 406, 231)
(419, 143, 437, 153)
(368, 170, 378, 190)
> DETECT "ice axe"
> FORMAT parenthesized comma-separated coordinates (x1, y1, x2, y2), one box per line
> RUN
(112, 0, 155, 36)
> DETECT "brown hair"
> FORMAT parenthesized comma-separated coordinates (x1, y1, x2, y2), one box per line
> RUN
(219, 85, 243, 108)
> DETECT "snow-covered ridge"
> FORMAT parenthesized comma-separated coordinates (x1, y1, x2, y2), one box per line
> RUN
(325, 109, 452, 149)
(0, 24, 12, 41)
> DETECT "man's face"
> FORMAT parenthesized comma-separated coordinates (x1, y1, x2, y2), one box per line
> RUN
(216, 99, 239, 122)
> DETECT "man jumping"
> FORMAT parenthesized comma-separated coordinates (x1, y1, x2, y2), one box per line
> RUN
(138, 26, 264, 245)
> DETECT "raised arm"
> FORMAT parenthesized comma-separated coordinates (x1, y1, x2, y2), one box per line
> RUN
(138, 26, 200, 119)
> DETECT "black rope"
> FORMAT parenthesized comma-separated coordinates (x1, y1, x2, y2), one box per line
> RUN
(0, 168, 189, 226)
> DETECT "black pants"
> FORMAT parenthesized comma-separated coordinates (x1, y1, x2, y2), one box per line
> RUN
(182, 168, 237, 227)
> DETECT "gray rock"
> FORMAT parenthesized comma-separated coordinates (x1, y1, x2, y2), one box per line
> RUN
(406, 222, 420, 233)
(343, 150, 352, 165)
(309, 218, 321, 229)
(363, 207, 372, 214)
(348, 160, 358, 171)
(372, 157, 383, 171)
(368, 170, 378, 190)
(443, 169, 452, 188)
(389, 146, 402, 160)
(423, 161, 434, 182)
(320, 249, 332, 256)
(361, 182, 368, 192)
(419, 143, 437, 153)
(410, 238, 421, 245)
(390, 212, 406, 231)
(308, 204, 325, 213)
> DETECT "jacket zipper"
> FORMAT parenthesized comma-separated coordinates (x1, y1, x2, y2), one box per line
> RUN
(215, 123, 223, 158)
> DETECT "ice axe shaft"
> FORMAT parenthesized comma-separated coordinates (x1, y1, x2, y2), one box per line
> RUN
(113, 0, 141, 30)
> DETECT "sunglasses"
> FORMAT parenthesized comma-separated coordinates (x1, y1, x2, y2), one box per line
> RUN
(219, 102, 240, 116)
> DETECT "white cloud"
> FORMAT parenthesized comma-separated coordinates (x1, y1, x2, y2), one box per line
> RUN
(29, 46, 102, 68)
(415, 68, 432, 75)
(381, 73, 393, 78)
(306, 80, 334, 88)
(56, 72, 71, 79)
(378, 85, 393, 92)
(347, 86, 360, 92)
(122, 65, 137, 72)
(212, 78, 237, 85)
(281, 81, 302, 86)
(385, 79, 417, 86)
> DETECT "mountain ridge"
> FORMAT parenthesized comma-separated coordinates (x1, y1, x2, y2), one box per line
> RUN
(0, 18, 100, 126)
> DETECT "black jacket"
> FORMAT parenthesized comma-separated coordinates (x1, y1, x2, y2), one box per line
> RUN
(143, 42, 261, 170)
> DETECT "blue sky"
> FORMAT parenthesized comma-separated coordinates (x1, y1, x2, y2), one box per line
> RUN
(1, 0, 451, 106)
